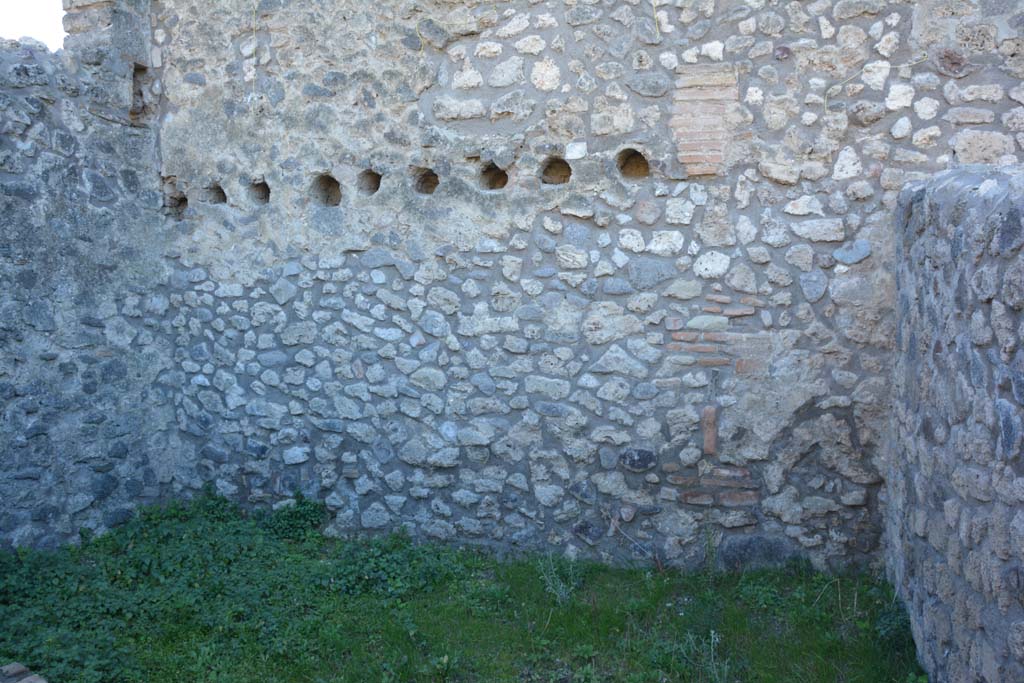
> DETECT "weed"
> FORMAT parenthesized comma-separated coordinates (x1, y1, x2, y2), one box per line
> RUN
(876, 593, 916, 649)
(737, 572, 784, 612)
(419, 653, 460, 682)
(255, 494, 327, 542)
(536, 553, 582, 606)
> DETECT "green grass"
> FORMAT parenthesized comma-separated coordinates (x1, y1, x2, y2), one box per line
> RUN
(0, 495, 926, 683)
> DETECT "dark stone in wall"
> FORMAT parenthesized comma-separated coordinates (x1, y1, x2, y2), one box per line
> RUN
(889, 167, 1024, 683)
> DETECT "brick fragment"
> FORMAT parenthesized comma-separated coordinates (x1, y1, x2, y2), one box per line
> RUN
(702, 406, 717, 455)
(709, 466, 751, 479)
(683, 344, 721, 354)
(719, 490, 760, 507)
(681, 491, 715, 506)
(701, 477, 758, 489)
(675, 65, 740, 87)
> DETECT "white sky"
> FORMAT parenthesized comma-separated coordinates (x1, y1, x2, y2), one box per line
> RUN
(0, 0, 67, 51)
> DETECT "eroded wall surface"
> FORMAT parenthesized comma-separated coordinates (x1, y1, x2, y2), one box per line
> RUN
(889, 167, 1024, 682)
(0, 1, 178, 548)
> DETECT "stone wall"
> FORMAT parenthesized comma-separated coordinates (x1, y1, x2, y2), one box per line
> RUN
(137, 0, 1023, 571)
(0, 1, 179, 548)
(888, 167, 1024, 682)
(0, 0, 1022, 581)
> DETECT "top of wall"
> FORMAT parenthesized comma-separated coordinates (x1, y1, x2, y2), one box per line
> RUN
(145, 0, 1024, 274)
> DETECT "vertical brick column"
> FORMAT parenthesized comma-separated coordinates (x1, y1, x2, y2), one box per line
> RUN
(670, 65, 739, 177)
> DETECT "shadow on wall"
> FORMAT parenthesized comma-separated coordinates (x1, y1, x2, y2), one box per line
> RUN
(161, 150, 666, 213)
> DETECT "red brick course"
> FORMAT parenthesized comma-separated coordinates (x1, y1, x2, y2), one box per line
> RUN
(671, 64, 739, 176)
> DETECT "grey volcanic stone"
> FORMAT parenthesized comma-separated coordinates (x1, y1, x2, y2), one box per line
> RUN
(889, 168, 1024, 683)
(620, 448, 657, 472)
(833, 240, 872, 265)
(627, 258, 677, 291)
(718, 535, 799, 571)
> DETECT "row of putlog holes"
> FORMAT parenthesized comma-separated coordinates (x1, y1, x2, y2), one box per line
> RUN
(168, 149, 650, 215)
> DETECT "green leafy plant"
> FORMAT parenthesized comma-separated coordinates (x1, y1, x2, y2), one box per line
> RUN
(737, 572, 784, 612)
(0, 495, 926, 683)
(419, 653, 460, 682)
(256, 494, 327, 541)
(876, 596, 915, 649)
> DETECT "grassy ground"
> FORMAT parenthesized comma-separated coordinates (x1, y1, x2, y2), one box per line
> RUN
(0, 496, 925, 683)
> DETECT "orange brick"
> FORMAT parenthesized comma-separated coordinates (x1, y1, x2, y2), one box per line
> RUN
(709, 466, 751, 479)
(674, 145, 728, 157)
(683, 344, 721, 354)
(671, 131, 728, 144)
(685, 163, 723, 176)
(674, 137, 726, 149)
(698, 357, 732, 367)
(724, 306, 756, 317)
(679, 160, 726, 170)
(680, 157, 726, 169)
(682, 147, 727, 160)
(671, 126, 728, 139)
(719, 490, 760, 507)
(707, 294, 732, 304)
(702, 406, 717, 456)
(670, 109, 730, 122)
(677, 144, 725, 153)
(681, 491, 715, 506)
(672, 122, 729, 134)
